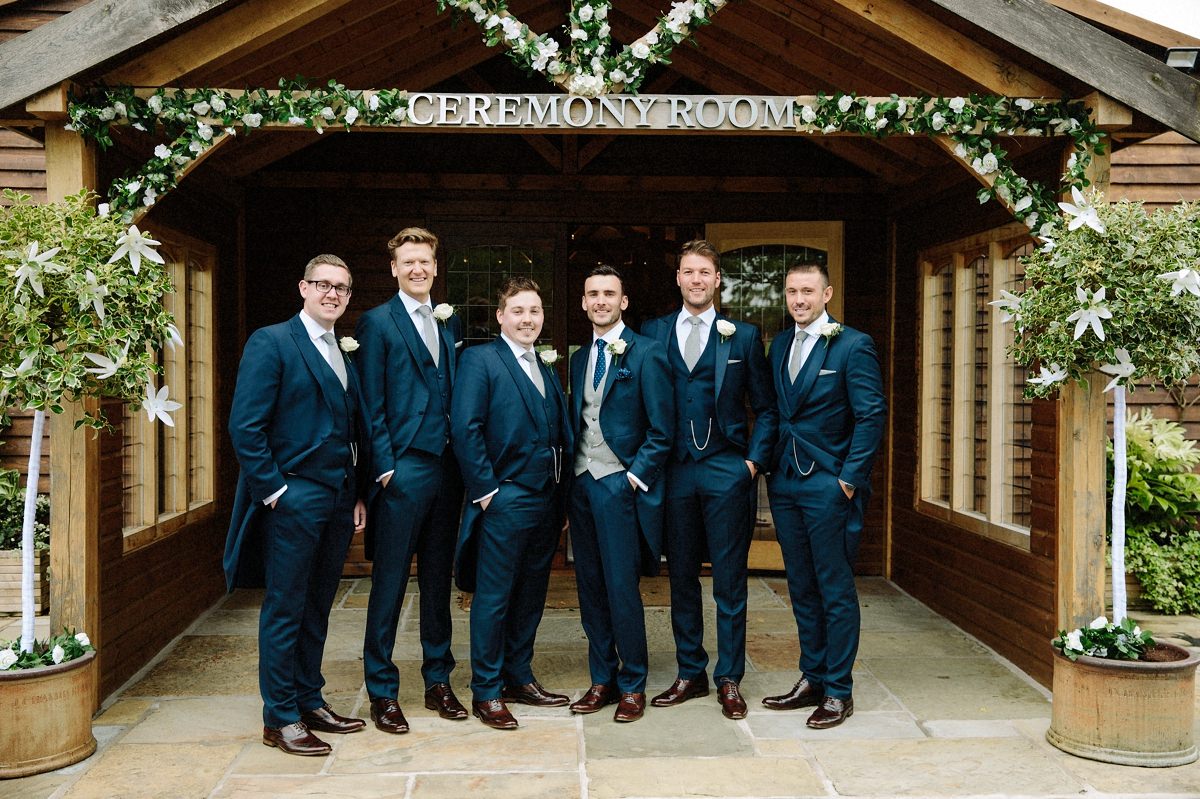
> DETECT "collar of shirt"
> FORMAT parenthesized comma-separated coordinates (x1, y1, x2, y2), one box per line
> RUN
(298, 310, 334, 343)
(499, 332, 536, 376)
(398, 289, 432, 319)
(591, 320, 626, 372)
(676, 305, 717, 333)
(797, 311, 830, 340)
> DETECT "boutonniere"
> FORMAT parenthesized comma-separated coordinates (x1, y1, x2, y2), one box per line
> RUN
(339, 336, 360, 352)
(615, 367, 633, 382)
(715, 319, 736, 342)
(819, 322, 843, 341)
(432, 303, 454, 324)
(538, 348, 561, 365)
(606, 338, 630, 358)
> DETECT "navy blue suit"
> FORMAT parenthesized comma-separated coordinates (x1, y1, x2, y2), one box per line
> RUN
(568, 327, 674, 693)
(640, 311, 776, 684)
(356, 295, 464, 700)
(766, 318, 885, 699)
(225, 314, 370, 727)
(451, 337, 573, 700)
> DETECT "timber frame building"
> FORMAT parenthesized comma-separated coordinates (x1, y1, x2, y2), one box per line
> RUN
(1, 0, 1199, 702)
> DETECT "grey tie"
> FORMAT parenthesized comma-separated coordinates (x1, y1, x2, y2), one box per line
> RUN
(683, 315, 704, 371)
(521, 351, 545, 397)
(416, 304, 439, 367)
(789, 329, 808, 383)
(320, 332, 348, 389)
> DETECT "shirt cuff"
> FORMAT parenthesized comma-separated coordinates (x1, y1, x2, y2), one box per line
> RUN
(377, 469, 394, 483)
(627, 472, 649, 492)
(473, 487, 499, 505)
(263, 484, 287, 506)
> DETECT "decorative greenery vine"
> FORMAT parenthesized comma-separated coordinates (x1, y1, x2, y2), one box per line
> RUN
(67, 82, 1104, 225)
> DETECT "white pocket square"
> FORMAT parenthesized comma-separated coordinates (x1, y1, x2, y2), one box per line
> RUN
(819, 369, 837, 376)
(727, 358, 742, 364)
(455, 341, 464, 349)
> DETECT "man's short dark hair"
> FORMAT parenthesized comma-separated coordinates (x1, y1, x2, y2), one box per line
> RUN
(787, 259, 829, 287)
(497, 275, 541, 310)
(678, 239, 721, 271)
(585, 264, 624, 294)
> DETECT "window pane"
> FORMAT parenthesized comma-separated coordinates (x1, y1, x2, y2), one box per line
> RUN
(1001, 243, 1033, 528)
(926, 263, 954, 503)
(446, 243, 554, 349)
(970, 255, 989, 514)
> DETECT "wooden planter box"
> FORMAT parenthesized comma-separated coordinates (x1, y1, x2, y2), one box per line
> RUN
(1048, 642, 1200, 767)
(0, 549, 49, 616)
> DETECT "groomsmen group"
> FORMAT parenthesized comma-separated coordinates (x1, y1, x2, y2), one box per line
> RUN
(224, 231, 885, 756)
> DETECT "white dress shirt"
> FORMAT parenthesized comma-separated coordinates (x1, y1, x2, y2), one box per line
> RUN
(674, 305, 718, 359)
(789, 310, 830, 373)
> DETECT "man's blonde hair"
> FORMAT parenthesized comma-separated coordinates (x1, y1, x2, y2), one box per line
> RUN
(388, 227, 439, 260)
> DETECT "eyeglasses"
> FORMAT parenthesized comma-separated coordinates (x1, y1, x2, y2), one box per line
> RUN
(304, 279, 352, 297)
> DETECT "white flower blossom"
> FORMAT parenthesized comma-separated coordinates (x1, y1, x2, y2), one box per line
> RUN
(339, 336, 359, 352)
(189, 141, 203, 154)
(391, 107, 407, 121)
(948, 96, 965, 113)
(1066, 285, 1112, 341)
(1058, 186, 1105, 234)
(196, 123, 214, 141)
(243, 112, 263, 128)
(896, 98, 907, 116)
(1065, 629, 1083, 651)
(1100, 348, 1136, 392)
(864, 104, 876, 120)
(75, 632, 91, 647)
(1015, 98, 1035, 111)
(147, 95, 163, 115)
(837, 95, 854, 113)
(97, 203, 111, 217)
(344, 106, 359, 124)
(320, 106, 336, 120)
(113, 101, 127, 118)
(192, 100, 211, 116)
(1028, 363, 1067, 387)
(367, 94, 380, 112)
(716, 319, 736, 339)
(288, 115, 307, 126)
(500, 16, 522, 40)
(645, 30, 659, 45)
(84, 342, 130, 380)
(607, 338, 629, 356)
(52, 645, 65, 664)
(931, 111, 946, 131)
(98, 106, 116, 121)
(485, 13, 501, 28)
(0, 648, 17, 669)
(79, 269, 108, 319)
(609, 68, 627, 83)
(165, 323, 184, 350)
(1158, 267, 1200, 297)
(433, 303, 455, 322)
(800, 105, 816, 124)
(210, 95, 227, 113)
(143, 382, 183, 426)
(571, 27, 589, 40)
(13, 242, 61, 298)
(595, 3, 608, 18)
(953, 142, 967, 158)
(108, 225, 164, 275)
(1089, 616, 1109, 630)
(143, 187, 158, 207)
(126, 180, 142, 194)
(539, 349, 561, 365)
(578, 4, 594, 22)
(988, 290, 1022, 323)
(875, 117, 888, 130)
(1014, 195, 1033, 214)
(631, 41, 651, 58)
(154, 144, 171, 159)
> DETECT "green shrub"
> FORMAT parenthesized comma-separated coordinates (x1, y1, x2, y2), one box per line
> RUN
(0, 489, 49, 551)
(1107, 409, 1200, 614)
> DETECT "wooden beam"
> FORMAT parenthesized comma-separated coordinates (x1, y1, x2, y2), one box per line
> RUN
(0, 0, 237, 112)
(927, 0, 1200, 143)
(1047, 0, 1200, 48)
(928, 136, 1021, 218)
(823, 0, 1061, 97)
(129, 134, 235, 225)
(104, 0, 358, 86)
(40, 116, 102, 709)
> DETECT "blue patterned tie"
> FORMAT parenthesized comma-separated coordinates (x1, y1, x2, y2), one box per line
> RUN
(592, 339, 607, 390)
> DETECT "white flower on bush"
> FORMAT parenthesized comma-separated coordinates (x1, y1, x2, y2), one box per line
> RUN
(197, 123, 214, 141)
(1015, 97, 1035, 111)
(367, 94, 381, 112)
(571, 27, 589, 40)
(595, 3, 608, 18)
(988, 290, 1022, 324)
(1089, 615, 1109, 629)
(320, 106, 336, 120)
(147, 94, 163, 115)
(108, 225, 165, 275)
(800, 105, 816, 124)
(97, 203, 111, 218)
(13, 242, 61, 298)
(930, 111, 946, 131)
(1065, 629, 1083, 651)
(500, 16, 522, 40)
(98, 106, 116, 121)
(1159, 267, 1200, 298)
(1099, 348, 1136, 392)
(143, 382, 182, 426)
(1027, 363, 1067, 387)
(0, 648, 16, 669)
(75, 632, 91, 647)
(609, 68, 627, 83)
(51, 645, 64, 664)
(1013, 195, 1033, 214)
(1066, 285, 1112, 341)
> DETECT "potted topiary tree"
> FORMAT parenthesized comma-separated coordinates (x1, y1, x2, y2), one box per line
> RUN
(995, 193, 1200, 766)
(0, 188, 180, 777)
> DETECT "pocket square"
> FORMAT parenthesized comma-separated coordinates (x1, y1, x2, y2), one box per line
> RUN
(727, 359, 743, 364)
(819, 369, 837, 376)
(455, 341, 464, 349)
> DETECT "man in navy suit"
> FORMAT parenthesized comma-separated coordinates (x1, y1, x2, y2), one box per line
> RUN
(761, 261, 885, 729)
(566, 266, 674, 723)
(640, 240, 776, 721)
(225, 254, 370, 756)
(356, 227, 467, 733)
(451, 276, 574, 729)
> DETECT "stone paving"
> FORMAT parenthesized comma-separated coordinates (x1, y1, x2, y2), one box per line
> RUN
(4, 576, 1200, 798)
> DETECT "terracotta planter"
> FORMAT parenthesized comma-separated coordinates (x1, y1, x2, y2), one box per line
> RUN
(1047, 642, 1200, 767)
(0, 549, 49, 615)
(0, 650, 97, 778)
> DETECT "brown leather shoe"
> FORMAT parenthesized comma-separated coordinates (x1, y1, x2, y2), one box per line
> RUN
(570, 684, 618, 714)
(472, 698, 519, 730)
(424, 683, 468, 720)
(369, 697, 409, 734)
(651, 675, 710, 707)
(300, 702, 365, 734)
(762, 678, 823, 711)
(717, 680, 747, 720)
(613, 692, 646, 723)
(502, 681, 570, 707)
(262, 722, 331, 756)
(806, 696, 854, 729)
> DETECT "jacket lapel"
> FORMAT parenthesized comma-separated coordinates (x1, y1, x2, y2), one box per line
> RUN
(599, 328, 633, 407)
(289, 315, 343, 415)
(389, 294, 434, 372)
(495, 338, 540, 423)
(791, 327, 832, 413)
(570, 345, 586, 423)
(775, 331, 798, 419)
(440, 318, 456, 386)
(714, 313, 731, 399)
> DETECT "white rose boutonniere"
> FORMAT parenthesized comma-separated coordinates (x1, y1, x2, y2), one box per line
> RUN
(606, 338, 629, 357)
(339, 336, 360, 353)
(0, 648, 16, 670)
(715, 319, 736, 342)
(539, 349, 561, 365)
(433, 302, 454, 323)
(819, 322, 842, 340)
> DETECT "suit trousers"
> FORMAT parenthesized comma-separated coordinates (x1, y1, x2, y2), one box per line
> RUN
(767, 465, 863, 699)
(364, 449, 462, 700)
(469, 482, 558, 701)
(569, 470, 648, 693)
(664, 450, 755, 684)
(259, 474, 356, 727)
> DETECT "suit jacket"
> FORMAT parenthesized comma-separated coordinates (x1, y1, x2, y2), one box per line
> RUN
(224, 314, 371, 590)
(355, 296, 462, 557)
(569, 327, 674, 574)
(767, 317, 885, 489)
(641, 310, 777, 467)
(450, 337, 574, 591)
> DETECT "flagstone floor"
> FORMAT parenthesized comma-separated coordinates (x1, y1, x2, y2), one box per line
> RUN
(6, 576, 1200, 799)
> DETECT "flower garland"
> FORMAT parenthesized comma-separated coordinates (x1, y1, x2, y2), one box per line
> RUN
(434, 0, 730, 97)
(67, 83, 1101, 225)
(793, 92, 1104, 232)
